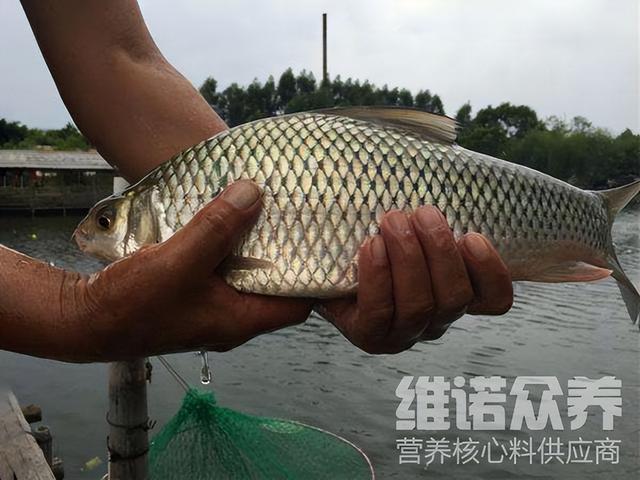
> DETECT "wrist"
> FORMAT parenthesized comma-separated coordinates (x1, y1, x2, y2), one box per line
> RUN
(55, 270, 111, 362)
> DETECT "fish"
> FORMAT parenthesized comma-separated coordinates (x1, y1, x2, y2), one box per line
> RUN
(73, 107, 640, 324)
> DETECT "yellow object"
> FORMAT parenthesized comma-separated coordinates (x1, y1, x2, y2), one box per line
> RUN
(81, 456, 102, 472)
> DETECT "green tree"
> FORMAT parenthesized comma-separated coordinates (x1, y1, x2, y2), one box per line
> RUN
(474, 103, 542, 139)
(54, 123, 90, 150)
(429, 95, 445, 115)
(0, 119, 29, 145)
(262, 76, 278, 117)
(199, 77, 219, 107)
(181, 70, 638, 189)
(220, 83, 247, 126)
(245, 79, 266, 121)
(295, 70, 316, 96)
(380, 86, 399, 106)
(277, 68, 297, 110)
(415, 90, 444, 114)
(455, 102, 472, 128)
(398, 89, 414, 107)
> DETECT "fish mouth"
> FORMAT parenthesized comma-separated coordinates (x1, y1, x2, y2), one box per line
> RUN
(72, 227, 89, 251)
(71, 227, 120, 263)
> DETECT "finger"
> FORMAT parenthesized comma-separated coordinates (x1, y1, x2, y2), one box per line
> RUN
(171, 279, 313, 351)
(234, 293, 314, 337)
(459, 233, 514, 315)
(353, 236, 395, 346)
(412, 206, 474, 317)
(380, 211, 434, 338)
(157, 180, 262, 281)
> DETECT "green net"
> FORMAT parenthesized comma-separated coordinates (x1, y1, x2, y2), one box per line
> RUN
(149, 389, 374, 479)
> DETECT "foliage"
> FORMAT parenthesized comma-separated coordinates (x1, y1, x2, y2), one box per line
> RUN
(2, 69, 637, 189)
(457, 103, 639, 188)
(198, 71, 447, 126)
(0, 119, 90, 151)
(200, 69, 638, 187)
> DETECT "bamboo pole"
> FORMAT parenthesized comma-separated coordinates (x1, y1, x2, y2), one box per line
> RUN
(107, 176, 149, 480)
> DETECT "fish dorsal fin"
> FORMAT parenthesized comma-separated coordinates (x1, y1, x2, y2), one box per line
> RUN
(314, 106, 458, 144)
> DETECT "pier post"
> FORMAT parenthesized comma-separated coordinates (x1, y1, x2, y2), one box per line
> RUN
(107, 360, 149, 480)
(107, 176, 149, 480)
(33, 426, 53, 465)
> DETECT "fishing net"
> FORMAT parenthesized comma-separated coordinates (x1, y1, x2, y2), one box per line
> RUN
(149, 389, 375, 479)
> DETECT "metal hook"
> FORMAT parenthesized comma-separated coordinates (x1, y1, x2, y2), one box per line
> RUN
(198, 350, 212, 385)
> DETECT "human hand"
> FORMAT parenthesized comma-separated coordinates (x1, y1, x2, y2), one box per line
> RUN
(317, 206, 513, 354)
(72, 180, 313, 361)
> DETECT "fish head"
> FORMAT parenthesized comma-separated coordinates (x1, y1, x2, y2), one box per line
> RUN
(73, 195, 133, 262)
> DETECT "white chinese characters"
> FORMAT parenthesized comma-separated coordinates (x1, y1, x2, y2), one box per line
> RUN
(396, 375, 622, 431)
(396, 436, 621, 466)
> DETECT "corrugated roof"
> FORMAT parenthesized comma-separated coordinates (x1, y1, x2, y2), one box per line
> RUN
(0, 149, 114, 171)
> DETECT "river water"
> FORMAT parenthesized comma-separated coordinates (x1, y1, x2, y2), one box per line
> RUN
(0, 211, 638, 479)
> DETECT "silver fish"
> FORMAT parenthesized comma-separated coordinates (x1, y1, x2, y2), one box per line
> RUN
(74, 107, 640, 324)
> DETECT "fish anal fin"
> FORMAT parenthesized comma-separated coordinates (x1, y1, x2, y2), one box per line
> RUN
(224, 256, 274, 271)
(314, 106, 458, 144)
(529, 261, 612, 283)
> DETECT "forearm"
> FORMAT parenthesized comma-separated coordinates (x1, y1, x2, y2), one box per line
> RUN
(20, 0, 226, 182)
(0, 245, 96, 362)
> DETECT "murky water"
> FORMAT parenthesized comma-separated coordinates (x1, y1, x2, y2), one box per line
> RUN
(1, 211, 638, 479)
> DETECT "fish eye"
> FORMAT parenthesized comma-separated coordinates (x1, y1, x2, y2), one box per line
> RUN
(96, 208, 114, 231)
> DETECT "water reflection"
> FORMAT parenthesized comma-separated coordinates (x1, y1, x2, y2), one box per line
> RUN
(0, 210, 638, 479)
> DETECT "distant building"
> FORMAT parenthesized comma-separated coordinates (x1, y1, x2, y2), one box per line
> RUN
(0, 149, 115, 213)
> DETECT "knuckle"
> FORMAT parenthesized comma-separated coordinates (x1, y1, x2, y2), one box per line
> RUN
(200, 208, 232, 236)
(362, 302, 395, 324)
(381, 211, 415, 240)
(431, 229, 457, 255)
(398, 299, 435, 325)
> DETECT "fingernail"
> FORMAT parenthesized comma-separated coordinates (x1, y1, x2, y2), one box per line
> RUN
(465, 233, 492, 261)
(370, 236, 388, 265)
(222, 181, 261, 209)
(415, 206, 445, 229)
(387, 211, 412, 235)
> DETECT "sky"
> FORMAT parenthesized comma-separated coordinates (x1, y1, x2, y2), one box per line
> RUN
(0, 0, 638, 133)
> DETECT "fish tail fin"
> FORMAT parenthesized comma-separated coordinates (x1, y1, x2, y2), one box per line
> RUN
(593, 179, 640, 325)
(594, 179, 640, 221)
(607, 252, 640, 326)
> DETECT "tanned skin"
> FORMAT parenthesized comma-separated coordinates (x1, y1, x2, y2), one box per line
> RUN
(0, 0, 512, 362)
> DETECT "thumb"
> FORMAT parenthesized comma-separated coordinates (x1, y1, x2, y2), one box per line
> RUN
(157, 180, 262, 281)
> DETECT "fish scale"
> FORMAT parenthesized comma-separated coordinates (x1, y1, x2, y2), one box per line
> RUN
(137, 112, 608, 296)
(74, 108, 640, 325)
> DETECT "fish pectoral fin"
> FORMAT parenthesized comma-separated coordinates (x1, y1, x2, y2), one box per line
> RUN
(530, 261, 612, 283)
(224, 256, 274, 271)
(313, 106, 458, 144)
